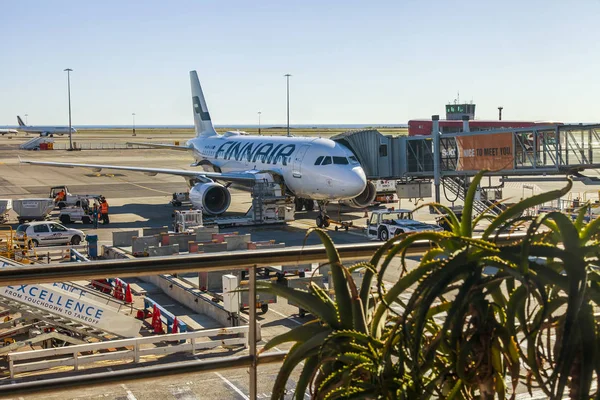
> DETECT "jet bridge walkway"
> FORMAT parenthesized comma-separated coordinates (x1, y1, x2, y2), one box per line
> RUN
(404, 124, 600, 177)
(334, 123, 600, 214)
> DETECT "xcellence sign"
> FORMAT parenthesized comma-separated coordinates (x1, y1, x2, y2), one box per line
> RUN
(1, 284, 141, 337)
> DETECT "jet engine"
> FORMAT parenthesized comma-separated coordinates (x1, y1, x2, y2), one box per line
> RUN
(189, 182, 231, 215)
(340, 180, 377, 208)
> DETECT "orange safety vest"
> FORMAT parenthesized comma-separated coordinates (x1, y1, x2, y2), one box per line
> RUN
(101, 202, 109, 214)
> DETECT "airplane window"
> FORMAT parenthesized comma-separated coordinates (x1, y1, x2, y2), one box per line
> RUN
(348, 156, 359, 164)
(333, 156, 349, 165)
(314, 156, 324, 165)
(322, 157, 332, 165)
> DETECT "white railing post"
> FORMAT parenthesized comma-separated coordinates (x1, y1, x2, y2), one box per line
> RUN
(191, 337, 196, 355)
(73, 351, 79, 371)
(9, 357, 14, 379)
(134, 341, 139, 363)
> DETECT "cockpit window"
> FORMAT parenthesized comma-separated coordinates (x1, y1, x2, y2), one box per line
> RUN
(321, 156, 332, 165)
(314, 156, 324, 165)
(333, 156, 349, 165)
(348, 156, 359, 164)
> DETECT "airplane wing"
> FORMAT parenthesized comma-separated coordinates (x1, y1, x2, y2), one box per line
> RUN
(18, 159, 257, 183)
(127, 142, 194, 151)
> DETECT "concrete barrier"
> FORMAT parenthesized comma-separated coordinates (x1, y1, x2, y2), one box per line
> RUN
(199, 271, 237, 292)
(143, 226, 169, 236)
(132, 235, 160, 256)
(169, 233, 196, 252)
(139, 274, 257, 338)
(195, 226, 219, 242)
(198, 242, 228, 253)
(112, 230, 141, 247)
(147, 244, 179, 257)
(225, 234, 251, 251)
(101, 245, 134, 259)
(247, 241, 285, 250)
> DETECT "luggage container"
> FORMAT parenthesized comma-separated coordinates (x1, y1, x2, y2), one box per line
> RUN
(12, 198, 55, 224)
(0, 199, 12, 223)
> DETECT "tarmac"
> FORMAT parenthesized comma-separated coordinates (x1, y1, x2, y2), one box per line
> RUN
(0, 131, 596, 399)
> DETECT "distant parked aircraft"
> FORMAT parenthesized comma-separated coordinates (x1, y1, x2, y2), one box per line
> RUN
(16, 116, 76, 137)
(0, 129, 18, 135)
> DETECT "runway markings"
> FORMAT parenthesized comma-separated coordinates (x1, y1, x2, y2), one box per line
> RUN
(214, 372, 249, 399)
(168, 385, 199, 400)
(269, 308, 302, 325)
(121, 384, 137, 400)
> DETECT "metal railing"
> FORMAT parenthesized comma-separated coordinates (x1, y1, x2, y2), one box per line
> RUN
(0, 235, 525, 398)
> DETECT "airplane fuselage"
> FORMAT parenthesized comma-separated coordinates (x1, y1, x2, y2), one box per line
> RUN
(18, 126, 76, 136)
(187, 134, 367, 201)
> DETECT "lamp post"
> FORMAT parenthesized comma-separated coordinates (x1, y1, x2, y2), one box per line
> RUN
(257, 111, 262, 135)
(284, 74, 291, 137)
(132, 113, 136, 136)
(498, 106, 503, 121)
(64, 68, 73, 150)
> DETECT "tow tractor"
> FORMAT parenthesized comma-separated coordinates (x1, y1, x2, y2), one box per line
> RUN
(50, 185, 101, 210)
(58, 195, 102, 224)
(366, 208, 443, 241)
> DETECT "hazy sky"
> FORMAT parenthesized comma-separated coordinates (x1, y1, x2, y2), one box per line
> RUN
(1, 0, 598, 125)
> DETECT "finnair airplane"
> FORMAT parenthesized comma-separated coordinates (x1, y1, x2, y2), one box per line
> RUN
(21, 71, 376, 227)
(17, 116, 77, 137)
(0, 129, 18, 135)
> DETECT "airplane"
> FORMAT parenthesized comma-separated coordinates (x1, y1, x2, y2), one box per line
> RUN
(20, 71, 376, 228)
(16, 116, 77, 137)
(0, 129, 18, 135)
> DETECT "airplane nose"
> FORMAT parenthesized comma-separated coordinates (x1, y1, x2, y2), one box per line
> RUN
(348, 167, 367, 197)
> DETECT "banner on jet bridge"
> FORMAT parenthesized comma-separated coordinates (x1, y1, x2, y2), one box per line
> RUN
(0, 284, 142, 337)
(455, 132, 514, 171)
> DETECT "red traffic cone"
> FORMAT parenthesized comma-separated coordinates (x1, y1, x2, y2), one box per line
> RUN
(153, 307, 164, 334)
(114, 280, 122, 300)
(125, 284, 133, 303)
(151, 304, 158, 326)
(172, 317, 179, 334)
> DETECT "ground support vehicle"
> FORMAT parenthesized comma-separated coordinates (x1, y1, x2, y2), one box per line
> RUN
(198, 269, 277, 314)
(172, 209, 203, 233)
(170, 192, 190, 207)
(12, 199, 55, 225)
(49, 185, 101, 210)
(58, 196, 102, 224)
(366, 208, 443, 241)
(285, 275, 327, 318)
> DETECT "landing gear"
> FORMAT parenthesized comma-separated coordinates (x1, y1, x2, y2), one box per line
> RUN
(315, 201, 331, 228)
(294, 198, 316, 212)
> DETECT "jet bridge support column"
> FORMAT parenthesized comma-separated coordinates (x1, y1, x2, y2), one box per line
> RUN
(432, 115, 441, 203)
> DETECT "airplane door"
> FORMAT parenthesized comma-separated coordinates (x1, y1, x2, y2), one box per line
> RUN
(292, 145, 310, 178)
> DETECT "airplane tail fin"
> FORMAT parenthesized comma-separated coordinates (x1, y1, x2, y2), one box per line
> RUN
(17, 116, 26, 127)
(190, 71, 218, 137)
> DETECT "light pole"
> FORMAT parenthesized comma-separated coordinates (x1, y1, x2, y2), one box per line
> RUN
(64, 68, 73, 150)
(498, 106, 503, 121)
(132, 113, 136, 136)
(24, 114, 28, 125)
(284, 74, 291, 137)
(257, 111, 262, 135)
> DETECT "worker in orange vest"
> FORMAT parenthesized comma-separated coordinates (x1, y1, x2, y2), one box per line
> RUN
(55, 189, 66, 204)
(100, 197, 109, 225)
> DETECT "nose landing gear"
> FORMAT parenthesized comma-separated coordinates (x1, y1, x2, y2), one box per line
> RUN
(315, 201, 352, 231)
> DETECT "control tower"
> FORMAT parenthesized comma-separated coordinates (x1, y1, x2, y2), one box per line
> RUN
(445, 102, 476, 121)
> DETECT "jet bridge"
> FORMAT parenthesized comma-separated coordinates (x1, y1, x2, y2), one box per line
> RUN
(333, 123, 600, 213)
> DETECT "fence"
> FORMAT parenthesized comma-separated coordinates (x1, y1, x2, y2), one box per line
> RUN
(8, 325, 248, 378)
(51, 143, 161, 150)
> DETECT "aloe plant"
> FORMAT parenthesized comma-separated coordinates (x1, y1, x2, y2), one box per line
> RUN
(258, 171, 600, 399)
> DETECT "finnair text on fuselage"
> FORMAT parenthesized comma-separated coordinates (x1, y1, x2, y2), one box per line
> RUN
(213, 141, 295, 165)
